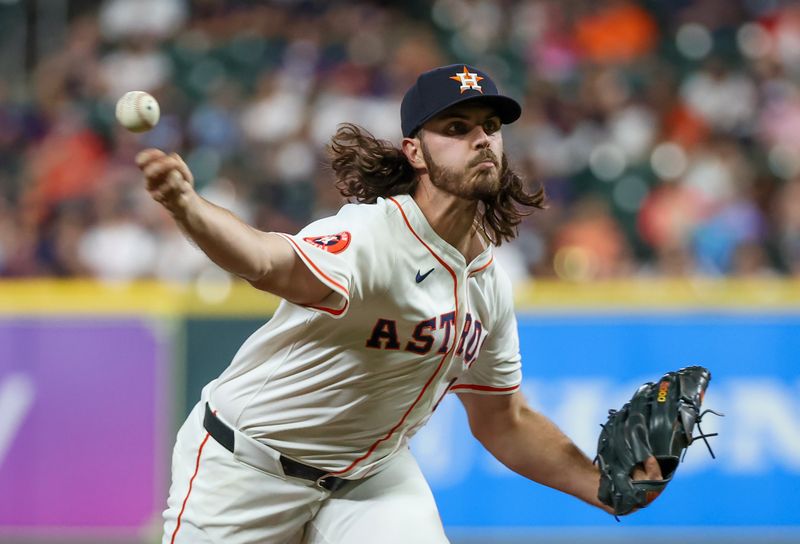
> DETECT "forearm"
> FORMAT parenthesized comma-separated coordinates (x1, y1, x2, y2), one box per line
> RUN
(473, 402, 609, 511)
(137, 149, 331, 303)
(174, 193, 273, 282)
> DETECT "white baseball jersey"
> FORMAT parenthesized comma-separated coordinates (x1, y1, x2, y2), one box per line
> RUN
(209, 193, 522, 479)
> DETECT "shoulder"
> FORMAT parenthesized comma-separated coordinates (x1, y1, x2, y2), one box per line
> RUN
(493, 260, 514, 293)
(296, 200, 396, 259)
(483, 256, 516, 312)
(302, 199, 393, 235)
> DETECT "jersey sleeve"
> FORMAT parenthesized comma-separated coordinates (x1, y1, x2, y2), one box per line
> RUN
(451, 266, 522, 395)
(276, 203, 385, 319)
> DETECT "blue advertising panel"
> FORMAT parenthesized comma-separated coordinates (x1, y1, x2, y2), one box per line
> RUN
(412, 313, 800, 537)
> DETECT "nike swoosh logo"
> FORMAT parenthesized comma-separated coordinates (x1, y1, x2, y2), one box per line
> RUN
(416, 268, 434, 283)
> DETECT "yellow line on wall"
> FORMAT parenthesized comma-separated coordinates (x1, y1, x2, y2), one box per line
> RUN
(0, 280, 280, 317)
(514, 279, 800, 310)
(0, 279, 798, 317)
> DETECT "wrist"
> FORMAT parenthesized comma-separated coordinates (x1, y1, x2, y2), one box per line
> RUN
(168, 190, 201, 222)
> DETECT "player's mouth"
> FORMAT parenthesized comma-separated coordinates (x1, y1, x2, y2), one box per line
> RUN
(470, 154, 498, 170)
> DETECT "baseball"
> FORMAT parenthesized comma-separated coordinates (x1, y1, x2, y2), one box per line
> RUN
(115, 91, 160, 132)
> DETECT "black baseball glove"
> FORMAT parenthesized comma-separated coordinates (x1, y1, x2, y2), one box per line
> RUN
(594, 366, 721, 516)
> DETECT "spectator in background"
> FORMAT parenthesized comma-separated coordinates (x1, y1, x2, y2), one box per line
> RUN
(77, 184, 158, 281)
(774, 177, 800, 275)
(553, 195, 633, 280)
(574, 0, 658, 64)
(4, 0, 800, 281)
(99, 0, 187, 42)
(680, 57, 758, 136)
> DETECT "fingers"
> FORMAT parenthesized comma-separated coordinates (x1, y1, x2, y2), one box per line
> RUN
(137, 151, 193, 190)
(135, 148, 195, 214)
(135, 148, 166, 168)
(136, 149, 193, 184)
(170, 152, 194, 184)
(142, 155, 181, 183)
(149, 169, 190, 205)
(630, 465, 646, 481)
(643, 456, 663, 480)
(630, 456, 664, 481)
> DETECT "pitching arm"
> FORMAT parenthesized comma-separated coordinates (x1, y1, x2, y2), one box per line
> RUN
(136, 148, 332, 305)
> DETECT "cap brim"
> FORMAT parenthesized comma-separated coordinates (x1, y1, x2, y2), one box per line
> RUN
(411, 94, 521, 136)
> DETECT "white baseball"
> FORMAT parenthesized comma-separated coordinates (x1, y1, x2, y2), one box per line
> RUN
(115, 91, 160, 132)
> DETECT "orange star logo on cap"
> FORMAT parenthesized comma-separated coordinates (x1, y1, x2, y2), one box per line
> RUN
(449, 66, 484, 94)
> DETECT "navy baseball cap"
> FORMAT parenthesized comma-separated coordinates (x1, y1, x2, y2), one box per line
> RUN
(401, 64, 521, 138)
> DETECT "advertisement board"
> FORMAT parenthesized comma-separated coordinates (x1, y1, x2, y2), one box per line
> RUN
(2, 280, 799, 543)
(0, 319, 168, 539)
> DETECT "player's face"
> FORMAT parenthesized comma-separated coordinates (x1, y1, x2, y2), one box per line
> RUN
(418, 104, 504, 200)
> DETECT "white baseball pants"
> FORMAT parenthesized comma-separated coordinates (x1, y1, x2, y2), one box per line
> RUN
(163, 397, 450, 544)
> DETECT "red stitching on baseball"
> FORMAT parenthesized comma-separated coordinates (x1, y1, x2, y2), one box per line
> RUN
(133, 92, 147, 128)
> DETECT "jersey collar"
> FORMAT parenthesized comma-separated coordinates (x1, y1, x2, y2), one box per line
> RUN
(389, 194, 494, 274)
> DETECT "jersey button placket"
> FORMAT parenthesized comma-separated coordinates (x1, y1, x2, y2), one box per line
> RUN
(450, 274, 469, 367)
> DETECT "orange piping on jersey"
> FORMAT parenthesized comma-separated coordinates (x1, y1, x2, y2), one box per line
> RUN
(387, 197, 457, 288)
(328, 197, 459, 477)
(304, 300, 349, 316)
(280, 234, 350, 297)
(450, 383, 520, 393)
(170, 429, 212, 543)
(431, 377, 459, 414)
(468, 255, 494, 276)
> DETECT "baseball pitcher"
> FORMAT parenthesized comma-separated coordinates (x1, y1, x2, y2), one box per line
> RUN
(137, 64, 710, 544)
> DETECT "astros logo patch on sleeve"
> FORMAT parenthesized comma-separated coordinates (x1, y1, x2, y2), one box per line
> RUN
(303, 231, 352, 254)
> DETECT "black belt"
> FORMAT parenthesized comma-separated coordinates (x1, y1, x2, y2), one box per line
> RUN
(203, 403, 349, 493)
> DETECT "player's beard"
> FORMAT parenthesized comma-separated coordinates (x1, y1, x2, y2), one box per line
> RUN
(420, 142, 503, 200)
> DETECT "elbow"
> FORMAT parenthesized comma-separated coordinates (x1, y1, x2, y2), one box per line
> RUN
(242, 269, 267, 285)
(469, 411, 519, 448)
(242, 262, 275, 290)
(470, 427, 497, 453)
(244, 250, 277, 284)
(465, 394, 526, 446)
(469, 422, 488, 445)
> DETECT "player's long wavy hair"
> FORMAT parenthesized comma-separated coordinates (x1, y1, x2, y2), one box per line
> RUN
(328, 123, 546, 246)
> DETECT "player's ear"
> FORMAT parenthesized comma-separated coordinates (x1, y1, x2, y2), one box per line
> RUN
(401, 136, 426, 170)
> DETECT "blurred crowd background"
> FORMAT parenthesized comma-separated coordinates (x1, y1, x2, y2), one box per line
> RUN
(3, 0, 800, 284)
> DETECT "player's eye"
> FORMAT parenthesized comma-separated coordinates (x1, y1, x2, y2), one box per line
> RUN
(483, 118, 501, 134)
(445, 121, 470, 135)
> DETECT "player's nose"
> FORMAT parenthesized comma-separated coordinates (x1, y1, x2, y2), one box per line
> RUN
(471, 125, 492, 149)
